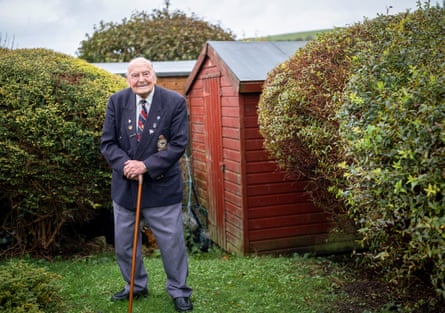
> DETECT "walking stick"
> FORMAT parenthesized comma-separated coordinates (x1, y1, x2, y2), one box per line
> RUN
(128, 174, 143, 313)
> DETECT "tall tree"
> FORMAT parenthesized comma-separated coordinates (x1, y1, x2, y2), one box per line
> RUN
(77, 2, 235, 62)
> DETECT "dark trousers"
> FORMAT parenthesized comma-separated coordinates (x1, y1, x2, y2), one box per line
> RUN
(113, 201, 192, 298)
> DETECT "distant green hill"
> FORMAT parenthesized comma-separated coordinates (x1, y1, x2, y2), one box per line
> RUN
(244, 28, 333, 41)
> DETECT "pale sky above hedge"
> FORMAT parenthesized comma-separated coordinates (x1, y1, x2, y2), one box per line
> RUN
(0, 0, 419, 56)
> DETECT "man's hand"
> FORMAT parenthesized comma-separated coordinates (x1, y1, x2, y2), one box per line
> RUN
(123, 160, 147, 180)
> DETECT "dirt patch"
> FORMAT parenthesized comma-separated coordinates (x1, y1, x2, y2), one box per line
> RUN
(334, 266, 444, 313)
(338, 280, 392, 312)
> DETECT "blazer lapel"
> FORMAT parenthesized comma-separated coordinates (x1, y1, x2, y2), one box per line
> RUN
(124, 93, 138, 154)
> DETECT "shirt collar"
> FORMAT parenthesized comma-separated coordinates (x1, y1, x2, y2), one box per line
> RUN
(136, 86, 155, 105)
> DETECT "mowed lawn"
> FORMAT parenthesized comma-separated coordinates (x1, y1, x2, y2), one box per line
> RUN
(46, 248, 345, 313)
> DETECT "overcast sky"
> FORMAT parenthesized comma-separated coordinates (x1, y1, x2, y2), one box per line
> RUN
(0, 0, 423, 56)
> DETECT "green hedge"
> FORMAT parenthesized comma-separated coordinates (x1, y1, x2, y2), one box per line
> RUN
(258, 3, 444, 297)
(0, 260, 63, 312)
(0, 48, 127, 255)
(258, 21, 379, 228)
(339, 4, 445, 296)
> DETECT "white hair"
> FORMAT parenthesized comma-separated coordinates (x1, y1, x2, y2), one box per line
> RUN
(127, 57, 155, 75)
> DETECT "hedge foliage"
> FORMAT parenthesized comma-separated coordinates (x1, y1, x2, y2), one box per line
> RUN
(77, 5, 235, 62)
(0, 259, 63, 312)
(0, 48, 127, 255)
(258, 23, 373, 225)
(339, 4, 445, 296)
(258, 3, 445, 296)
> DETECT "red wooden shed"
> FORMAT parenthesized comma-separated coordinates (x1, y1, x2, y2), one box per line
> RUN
(185, 41, 354, 255)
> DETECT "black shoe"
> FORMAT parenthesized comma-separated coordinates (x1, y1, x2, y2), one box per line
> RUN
(110, 288, 148, 301)
(174, 297, 193, 311)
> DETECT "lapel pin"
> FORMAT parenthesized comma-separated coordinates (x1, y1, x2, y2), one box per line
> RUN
(128, 125, 133, 130)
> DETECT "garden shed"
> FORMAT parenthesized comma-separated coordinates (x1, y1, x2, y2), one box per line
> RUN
(92, 60, 195, 95)
(185, 41, 354, 255)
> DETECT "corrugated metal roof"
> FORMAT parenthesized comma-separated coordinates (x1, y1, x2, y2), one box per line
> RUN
(208, 41, 307, 82)
(92, 60, 196, 77)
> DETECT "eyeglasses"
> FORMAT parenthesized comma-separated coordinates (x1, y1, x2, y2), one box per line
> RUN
(129, 71, 153, 80)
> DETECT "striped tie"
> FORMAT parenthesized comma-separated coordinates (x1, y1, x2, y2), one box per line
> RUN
(137, 99, 147, 142)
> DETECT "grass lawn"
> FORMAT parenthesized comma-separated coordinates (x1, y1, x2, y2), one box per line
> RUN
(2, 244, 442, 313)
(45, 247, 344, 313)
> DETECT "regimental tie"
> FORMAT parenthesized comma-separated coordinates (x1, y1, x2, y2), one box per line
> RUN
(137, 99, 147, 142)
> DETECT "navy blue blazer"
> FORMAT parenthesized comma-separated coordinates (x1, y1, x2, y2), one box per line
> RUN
(100, 86, 188, 210)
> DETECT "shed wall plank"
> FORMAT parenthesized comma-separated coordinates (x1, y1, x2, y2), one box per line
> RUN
(248, 203, 321, 219)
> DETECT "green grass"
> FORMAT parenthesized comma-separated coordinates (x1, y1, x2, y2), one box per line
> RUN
(3, 247, 441, 313)
(43, 248, 344, 313)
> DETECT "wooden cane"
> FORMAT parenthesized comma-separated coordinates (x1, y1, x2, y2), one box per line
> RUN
(128, 174, 143, 313)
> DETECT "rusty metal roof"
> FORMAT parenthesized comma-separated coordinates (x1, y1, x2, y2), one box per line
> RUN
(208, 41, 307, 82)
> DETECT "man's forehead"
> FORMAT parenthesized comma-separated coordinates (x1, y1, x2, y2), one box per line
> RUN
(128, 61, 153, 72)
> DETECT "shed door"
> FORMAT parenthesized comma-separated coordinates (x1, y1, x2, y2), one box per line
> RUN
(203, 74, 225, 248)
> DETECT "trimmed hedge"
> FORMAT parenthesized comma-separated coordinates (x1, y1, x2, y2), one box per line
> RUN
(0, 259, 63, 312)
(258, 21, 379, 228)
(258, 3, 445, 297)
(0, 48, 127, 255)
(339, 4, 445, 296)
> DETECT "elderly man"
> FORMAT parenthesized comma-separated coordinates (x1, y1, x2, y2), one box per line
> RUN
(100, 57, 193, 312)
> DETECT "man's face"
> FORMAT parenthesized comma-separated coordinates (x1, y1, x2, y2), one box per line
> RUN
(127, 61, 156, 98)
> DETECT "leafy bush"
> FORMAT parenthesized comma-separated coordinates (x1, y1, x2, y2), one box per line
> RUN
(259, 1, 445, 298)
(257, 22, 378, 227)
(0, 259, 63, 312)
(0, 48, 127, 256)
(77, 5, 235, 62)
(338, 3, 445, 295)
